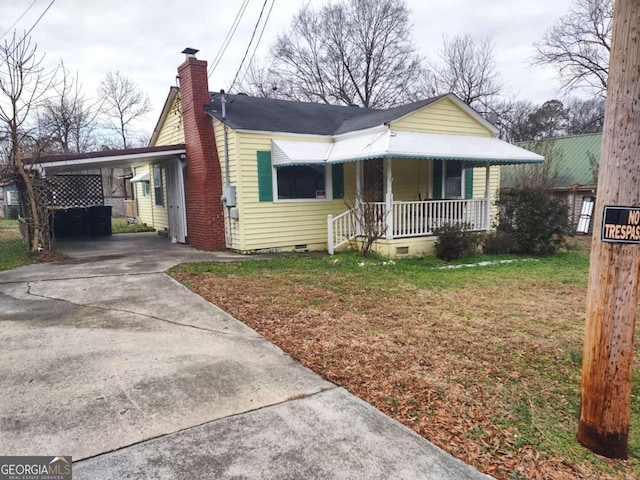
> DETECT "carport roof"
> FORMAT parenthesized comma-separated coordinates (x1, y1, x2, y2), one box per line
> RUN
(35, 144, 186, 173)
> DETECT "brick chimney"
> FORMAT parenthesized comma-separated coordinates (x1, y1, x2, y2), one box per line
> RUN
(177, 48, 226, 250)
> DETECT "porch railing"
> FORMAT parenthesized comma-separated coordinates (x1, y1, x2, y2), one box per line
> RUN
(327, 207, 358, 254)
(393, 199, 488, 237)
(328, 199, 489, 254)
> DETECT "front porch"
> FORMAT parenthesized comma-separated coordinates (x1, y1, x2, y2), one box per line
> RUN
(328, 198, 490, 255)
(327, 157, 494, 255)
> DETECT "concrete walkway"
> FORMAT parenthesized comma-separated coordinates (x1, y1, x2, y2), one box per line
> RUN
(0, 233, 492, 479)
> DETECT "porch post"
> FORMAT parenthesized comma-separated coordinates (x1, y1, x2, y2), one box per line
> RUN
(384, 158, 393, 240)
(355, 161, 363, 236)
(484, 165, 491, 231)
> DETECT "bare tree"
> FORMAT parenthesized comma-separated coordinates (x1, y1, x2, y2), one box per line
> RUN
(344, 160, 388, 256)
(235, 60, 284, 99)
(491, 98, 537, 142)
(98, 71, 151, 148)
(427, 34, 503, 114)
(0, 32, 56, 251)
(565, 96, 605, 134)
(38, 62, 98, 153)
(258, 0, 423, 108)
(533, 0, 613, 96)
(507, 140, 561, 189)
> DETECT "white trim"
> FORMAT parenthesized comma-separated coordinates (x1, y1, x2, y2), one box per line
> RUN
(271, 162, 334, 203)
(216, 122, 330, 140)
(40, 148, 186, 172)
(270, 127, 543, 167)
(150, 87, 180, 146)
(130, 171, 150, 182)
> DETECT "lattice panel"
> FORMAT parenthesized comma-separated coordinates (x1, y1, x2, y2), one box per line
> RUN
(50, 174, 104, 207)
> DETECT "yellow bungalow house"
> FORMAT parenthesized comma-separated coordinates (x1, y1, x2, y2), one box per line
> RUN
(129, 48, 542, 257)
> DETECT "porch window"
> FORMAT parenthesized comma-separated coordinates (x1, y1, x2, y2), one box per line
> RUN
(153, 165, 164, 206)
(276, 165, 327, 200)
(363, 159, 384, 202)
(141, 181, 150, 197)
(444, 161, 462, 199)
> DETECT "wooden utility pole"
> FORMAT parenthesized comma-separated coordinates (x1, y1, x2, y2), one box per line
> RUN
(578, 0, 640, 459)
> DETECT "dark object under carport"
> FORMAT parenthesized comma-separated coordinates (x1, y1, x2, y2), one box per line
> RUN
(52, 205, 112, 238)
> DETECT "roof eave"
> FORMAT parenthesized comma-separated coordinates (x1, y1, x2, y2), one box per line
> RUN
(149, 87, 180, 146)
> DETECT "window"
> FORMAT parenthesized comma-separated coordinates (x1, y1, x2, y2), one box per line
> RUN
(363, 159, 384, 202)
(153, 165, 164, 206)
(141, 181, 150, 197)
(257, 151, 343, 202)
(276, 165, 327, 200)
(444, 161, 462, 199)
(6, 189, 18, 205)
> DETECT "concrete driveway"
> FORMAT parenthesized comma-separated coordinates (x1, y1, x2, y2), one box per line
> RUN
(0, 233, 492, 479)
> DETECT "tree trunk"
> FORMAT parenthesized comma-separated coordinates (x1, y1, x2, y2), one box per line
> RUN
(577, 0, 640, 459)
(12, 131, 41, 253)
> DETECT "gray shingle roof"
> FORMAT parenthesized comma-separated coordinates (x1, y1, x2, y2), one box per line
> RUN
(205, 93, 447, 136)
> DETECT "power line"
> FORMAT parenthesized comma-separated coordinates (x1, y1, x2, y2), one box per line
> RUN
(22, 0, 55, 40)
(265, 0, 312, 72)
(0, 0, 56, 68)
(0, 0, 39, 41)
(237, 0, 276, 88)
(208, 0, 251, 78)
(228, 0, 271, 92)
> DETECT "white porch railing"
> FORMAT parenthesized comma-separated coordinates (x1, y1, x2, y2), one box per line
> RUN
(393, 199, 489, 237)
(328, 199, 489, 254)
(327, 207, 358, 254)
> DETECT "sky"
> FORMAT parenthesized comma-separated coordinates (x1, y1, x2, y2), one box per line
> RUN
(1, 0, 576, 137)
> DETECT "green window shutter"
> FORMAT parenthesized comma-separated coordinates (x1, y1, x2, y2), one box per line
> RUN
(332, 163, 344, 199)
(257, 151, 273, 202)
(465, 167, 474, 199)
(432, 160, 443, 199)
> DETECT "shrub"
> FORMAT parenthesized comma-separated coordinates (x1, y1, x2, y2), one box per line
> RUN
(496, 188, 572, 255)
(434, 223, 484, 261)
(483, 231, 517, 254)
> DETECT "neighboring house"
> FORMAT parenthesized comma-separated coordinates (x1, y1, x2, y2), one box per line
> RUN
(502, 133, 602, 231)
(39, 49, 543, 256)
(1, 184, 19, 219)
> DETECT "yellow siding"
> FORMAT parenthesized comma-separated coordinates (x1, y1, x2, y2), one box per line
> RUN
(214, 121, 242, 247)
(226, 128, 349, 253)
(153, 96, 185, 146)
(391, 159, 430, 201)
(136, 94, 182, 232)
(471, 165, 501, 223)
(133, 166, 153, 226)
(150, 165, 169, 231)
(391, 97, 493, 136)
(471, 166, 500, 199)
(133, 165, 169, 231)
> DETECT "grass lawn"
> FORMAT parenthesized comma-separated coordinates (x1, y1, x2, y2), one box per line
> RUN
(0, 219, 36, 271)
(112, 217, 155, 234)
(171, 242, 640, 480)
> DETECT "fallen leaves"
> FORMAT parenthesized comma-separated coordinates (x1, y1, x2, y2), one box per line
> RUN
(172, 256, 638, 480)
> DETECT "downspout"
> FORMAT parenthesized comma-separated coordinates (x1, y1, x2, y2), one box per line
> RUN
(220, 92, 234, 246)
(221, 93, 230, 186)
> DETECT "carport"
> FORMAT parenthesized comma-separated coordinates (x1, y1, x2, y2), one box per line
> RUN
(36, 144, 187, 242)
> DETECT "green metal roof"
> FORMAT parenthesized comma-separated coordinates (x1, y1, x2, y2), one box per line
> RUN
(501, 133, 602, 188)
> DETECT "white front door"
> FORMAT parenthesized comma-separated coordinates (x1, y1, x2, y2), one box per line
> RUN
(165, 158, 187, 243)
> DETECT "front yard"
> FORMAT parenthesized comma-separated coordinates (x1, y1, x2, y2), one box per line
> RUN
(171, 246, 640, 480)
(0, 219, 35, 271)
